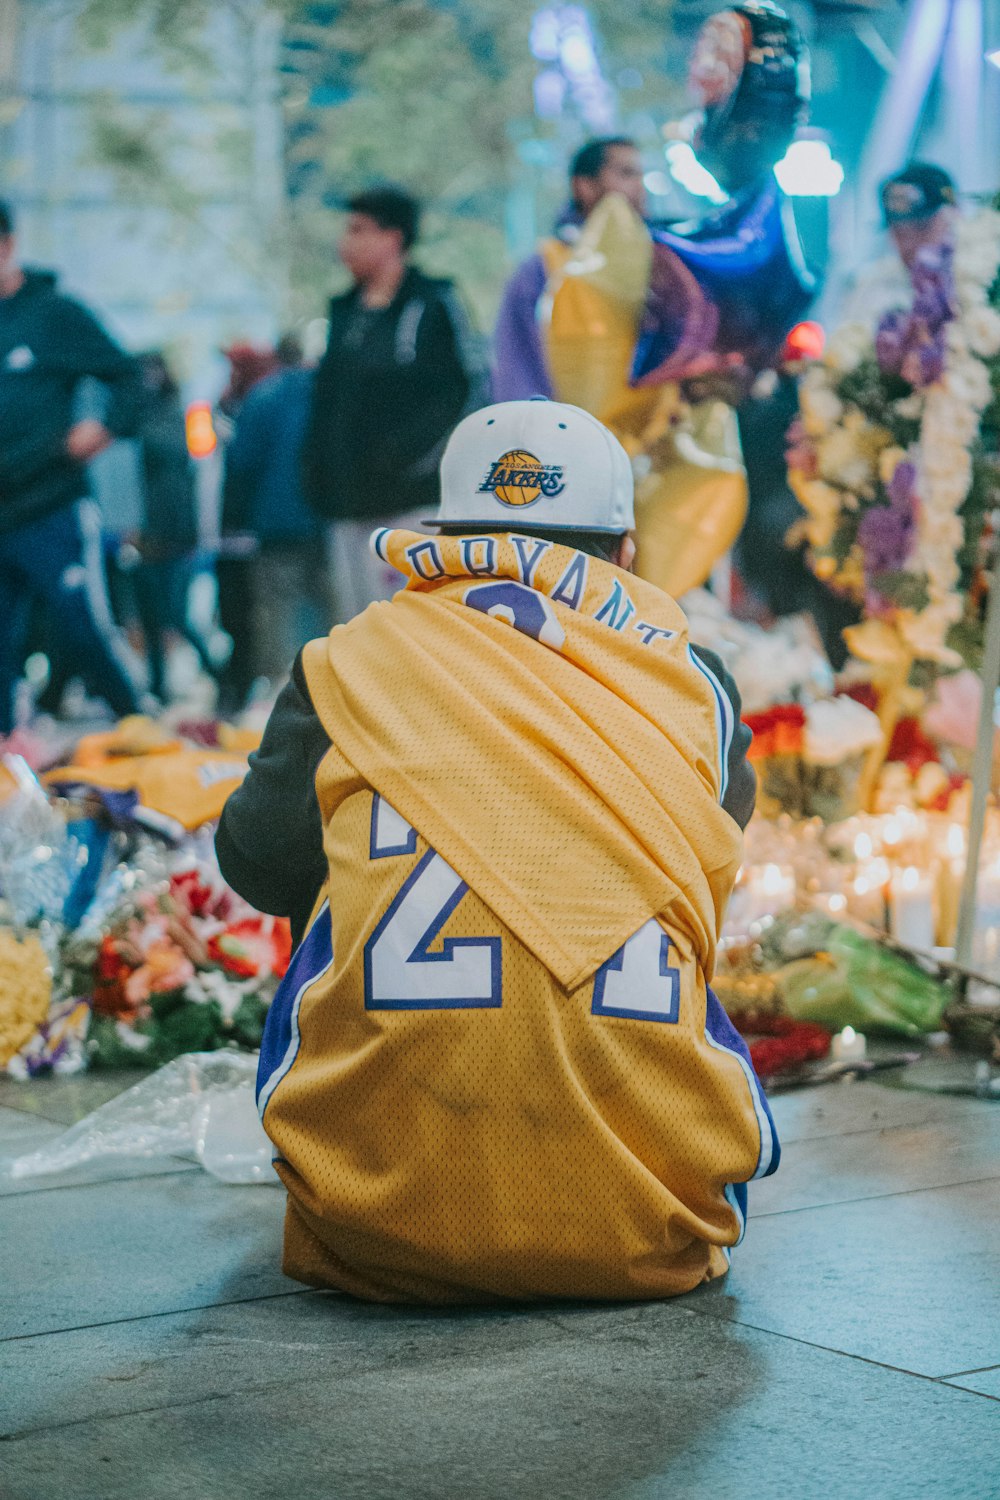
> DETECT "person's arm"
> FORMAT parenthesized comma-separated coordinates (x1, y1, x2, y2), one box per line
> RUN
(491, 255, 553, 402)
(52, 297, 146, 442)
(690, 643, 756, 830)
(216, 652, 331, 944)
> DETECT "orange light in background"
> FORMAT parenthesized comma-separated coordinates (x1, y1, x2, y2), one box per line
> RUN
(185, 402, 217, 459)
(783, 321, 825, 363)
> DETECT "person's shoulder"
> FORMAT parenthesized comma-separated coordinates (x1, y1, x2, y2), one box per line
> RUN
(405, 268, 453, 298)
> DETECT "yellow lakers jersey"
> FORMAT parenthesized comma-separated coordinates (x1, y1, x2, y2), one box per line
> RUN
(257, 786, 778, 1305)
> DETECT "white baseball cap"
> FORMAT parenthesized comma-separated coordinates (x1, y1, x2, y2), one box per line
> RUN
(429, 398, 635, 535)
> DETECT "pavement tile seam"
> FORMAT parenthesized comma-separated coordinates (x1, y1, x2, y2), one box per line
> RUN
(679, 1299, 1000, 1392)
(937, 1362, 1000, 1380)
(0, 1287, 311, 1347)
(750, 1169, 1000, 1219)
(0, 1097, 74, 1127)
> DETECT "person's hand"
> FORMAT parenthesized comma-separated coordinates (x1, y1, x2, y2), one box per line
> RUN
(65, 419, 114, 462)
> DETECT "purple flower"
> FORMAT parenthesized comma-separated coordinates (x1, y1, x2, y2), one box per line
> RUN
(886, 459, 917, 510)
(858, 499, 915, 577)
(876, 310, 907, 376)
(875, 242, 957, 388)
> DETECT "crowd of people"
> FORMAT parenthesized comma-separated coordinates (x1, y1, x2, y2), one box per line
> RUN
(0, 146, 963, 732)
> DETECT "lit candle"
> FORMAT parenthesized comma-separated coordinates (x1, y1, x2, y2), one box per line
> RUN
(973, 855, 1000, 970)
(935, 824, 966, 947)
(890, 866, 935, 950)
(847, 858, 890, 928)
(831, 1025, 867, 1064)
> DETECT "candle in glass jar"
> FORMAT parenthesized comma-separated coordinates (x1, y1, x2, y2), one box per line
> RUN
(890, 866, 935, 950)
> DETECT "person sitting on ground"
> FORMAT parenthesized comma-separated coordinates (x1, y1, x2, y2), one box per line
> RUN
(216, 398, 778, 1305)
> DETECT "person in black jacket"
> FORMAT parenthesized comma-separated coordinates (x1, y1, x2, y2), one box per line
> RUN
(0, 200, 146, 732)
(131, 352, 219, 702)
(302, 187, 486, 622)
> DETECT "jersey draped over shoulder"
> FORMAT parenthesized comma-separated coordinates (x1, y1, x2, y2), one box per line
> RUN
(302, 529, 741, 990)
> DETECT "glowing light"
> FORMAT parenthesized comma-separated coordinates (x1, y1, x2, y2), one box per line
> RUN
(987, 49, 1000, 69)
(774, 139, 844, 197)
(664, 142, 728, 205)
(185, 402, 217, 460)
(841, 1026, 857, 1045)
(762, 863, 788, 897)
(901, 866, 922, 892)
(946, 824, 966, 859)
(530, 9, 560, 61)
(854, 831, 874, 861)
(784, 321, 826, 362)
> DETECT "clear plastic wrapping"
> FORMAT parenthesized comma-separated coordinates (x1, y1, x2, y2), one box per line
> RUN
(0, 1050, 276, 1184)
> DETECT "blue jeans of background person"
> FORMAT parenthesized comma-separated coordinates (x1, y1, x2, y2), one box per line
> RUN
(132, 555, 218, 702)
(0, 499, 142, 733)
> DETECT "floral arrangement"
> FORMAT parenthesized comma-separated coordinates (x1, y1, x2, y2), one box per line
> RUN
(745, 695, 881, 821)
(7, 856, 291, 1077)
(0, 749, 291, 1078)
(790, 204, 1000, 680)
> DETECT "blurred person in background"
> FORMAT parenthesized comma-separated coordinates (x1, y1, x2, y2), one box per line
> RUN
(214, 340, 282, 716)
(302, 186, 486, 622)
(492, 138, 646, 402)
(222, 333, 329, 700)
(131, 351, 220, 703)
(839, 163, 957, 328)
(0, 198, 146, 733)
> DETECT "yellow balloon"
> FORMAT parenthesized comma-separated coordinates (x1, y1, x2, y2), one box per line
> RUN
(633, 401, 747, 599)
(540, 196, 747, 598)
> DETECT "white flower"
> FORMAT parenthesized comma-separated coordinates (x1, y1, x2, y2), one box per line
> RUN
(943, 356, 993, 412)
(825, 321, 871, 374)
(894, 394, 923, 420)
(922, 396, 979, 448)
(800, 372, 843, 435)
(963, 304, 1000, 358)
(817, 427, 873, 491)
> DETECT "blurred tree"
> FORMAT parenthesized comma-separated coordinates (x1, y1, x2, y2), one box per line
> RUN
(76, 0, 681, 329)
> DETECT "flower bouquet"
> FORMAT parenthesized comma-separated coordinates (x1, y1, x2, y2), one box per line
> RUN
(745, 696, 881, 821)
(789, 203, 1000, 797)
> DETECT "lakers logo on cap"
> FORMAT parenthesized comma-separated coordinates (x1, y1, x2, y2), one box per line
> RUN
(478, 450, 565, 508)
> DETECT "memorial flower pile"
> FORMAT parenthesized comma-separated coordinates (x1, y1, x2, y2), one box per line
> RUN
(790, 204, 1000, 682)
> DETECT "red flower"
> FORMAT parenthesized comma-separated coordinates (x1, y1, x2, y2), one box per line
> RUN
(208, 918, 291, 980)
(170, 869, 215, 917)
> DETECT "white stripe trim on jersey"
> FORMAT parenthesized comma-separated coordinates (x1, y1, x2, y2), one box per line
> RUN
(687, 645, 733, 802)
(257, 901, 334, 1122)
(704, 1021, 776, 1181)
(724, 1182, 746, 1247)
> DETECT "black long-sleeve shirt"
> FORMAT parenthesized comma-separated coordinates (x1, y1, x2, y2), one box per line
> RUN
(217, 645, 756, 948)
(0, 270, 145, 532)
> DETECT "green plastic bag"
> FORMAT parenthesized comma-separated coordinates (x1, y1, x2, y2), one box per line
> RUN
(778, 926, 948, 1037)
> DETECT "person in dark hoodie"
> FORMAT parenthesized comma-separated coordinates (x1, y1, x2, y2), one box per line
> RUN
(302, 186, 486, 622)
(0, 200, 146, 732)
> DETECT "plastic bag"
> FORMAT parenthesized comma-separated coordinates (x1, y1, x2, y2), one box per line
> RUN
(777, 927, 949, 1037)
(0, 1050, 276, 1184)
